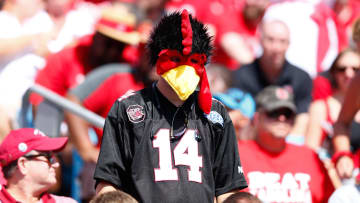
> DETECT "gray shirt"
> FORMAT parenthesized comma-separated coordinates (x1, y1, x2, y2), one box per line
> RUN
(328, 184, 360, 203)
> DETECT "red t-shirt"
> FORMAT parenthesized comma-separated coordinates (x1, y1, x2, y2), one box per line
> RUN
(210, 1, 260, 70)
(0, 186, 56, 203)
(0, 167, 6, 186)
(312, 75, 332, 101)
(165, 0, 255, 69)
(83, 72, 144, 147)
(334, 0, 360, 51)
(238, 140, 334, 203)
(30, 35, 94, 106)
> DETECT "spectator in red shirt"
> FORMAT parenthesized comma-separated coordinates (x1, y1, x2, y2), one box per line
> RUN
(30, 3, 142, 110)
(314, 17, 360, 185)
(165, 0, 269, 70)
(312, 17, 360, 101)
(0, 128, 75, 203)
(306, 48, 360, 189)
(238, 86, 334, 203)
(212, 0, 269, 69)
(330, 26, 360, 197)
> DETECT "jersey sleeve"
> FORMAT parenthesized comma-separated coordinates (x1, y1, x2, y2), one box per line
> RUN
(213, 103, 248, 196)
(93, 100, 135, 192)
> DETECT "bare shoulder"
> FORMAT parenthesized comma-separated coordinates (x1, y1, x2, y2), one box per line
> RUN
(308, 99, 327, 115)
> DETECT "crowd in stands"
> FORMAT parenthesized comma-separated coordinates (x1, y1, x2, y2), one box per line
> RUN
(0, 0, 360, 202)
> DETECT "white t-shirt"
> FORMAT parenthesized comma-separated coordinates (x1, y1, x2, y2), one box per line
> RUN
(47, 2, 101, 53)
(0, 2, 101, 118)
(0, 10, 52, 72)
(328, 184, 360, 203)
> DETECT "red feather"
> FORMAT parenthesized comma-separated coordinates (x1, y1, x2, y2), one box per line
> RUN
(181, 10, 193, 55)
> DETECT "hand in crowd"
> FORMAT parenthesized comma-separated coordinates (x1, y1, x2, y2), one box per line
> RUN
(32, 31, 57, 57)
(78, 145, 100, 163)
(336, 156, 354, 179)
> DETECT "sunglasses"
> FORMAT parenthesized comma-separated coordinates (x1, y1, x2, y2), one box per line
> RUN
(335, 66, 360, 73)
(23, 152, 56, 165)
(265, 109, 295, 120)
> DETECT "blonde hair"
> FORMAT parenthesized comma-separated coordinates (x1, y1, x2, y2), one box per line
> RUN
(90, 191, 138, 203)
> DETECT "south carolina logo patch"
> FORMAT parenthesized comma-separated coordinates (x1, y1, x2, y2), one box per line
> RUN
(127, 105, 145, 123)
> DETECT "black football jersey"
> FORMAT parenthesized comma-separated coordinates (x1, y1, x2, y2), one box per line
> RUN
(94, 84, 247, 202)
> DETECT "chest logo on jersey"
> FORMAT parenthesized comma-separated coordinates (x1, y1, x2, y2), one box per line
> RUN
(206, 111, 223, 127)
(127, 105, 145, 123)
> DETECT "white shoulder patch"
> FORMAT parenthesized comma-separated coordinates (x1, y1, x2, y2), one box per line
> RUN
(206, 111, 224, 127)
(118, 89, 136, 102)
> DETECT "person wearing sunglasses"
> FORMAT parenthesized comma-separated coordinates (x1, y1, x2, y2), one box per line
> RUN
(237, 86, 334, 203)
(0, 128, 76, 202)
(305, 49, 360, 188)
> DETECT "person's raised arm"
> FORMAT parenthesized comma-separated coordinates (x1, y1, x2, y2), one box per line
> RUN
(0, 32, 53, 58)
(220, 32, 255, 65)
(64, 94, 99, 163)
(95, 181, 118, 196)
(305, 101, 327, 151)
(333, 73, 360, 178)
(216, 190, 237, 203)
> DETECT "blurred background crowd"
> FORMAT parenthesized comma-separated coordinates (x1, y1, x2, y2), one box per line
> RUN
(0, 0, 360, 202)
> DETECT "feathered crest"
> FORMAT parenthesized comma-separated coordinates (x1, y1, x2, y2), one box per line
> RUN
(147, 10, 213, 65)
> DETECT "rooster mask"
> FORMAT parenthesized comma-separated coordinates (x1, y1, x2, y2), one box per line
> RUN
(147, 10, 213, 114)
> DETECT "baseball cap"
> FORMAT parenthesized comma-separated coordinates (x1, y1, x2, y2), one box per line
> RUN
(96, 4, 140, 45)
(213, 88, 256, 118)
(0, 128, 68, 167)
(255, 86, 296, 113)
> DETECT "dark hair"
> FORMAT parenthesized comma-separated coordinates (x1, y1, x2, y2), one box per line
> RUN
(206, 63, 233, 90)
(147, 11, 213, 66)
(90, 191, 138, 203)
(329, 48, 360, 89)
(223, 192, 262, 203)
(353, 18, 360, 43)
(2, 160, 18, 179)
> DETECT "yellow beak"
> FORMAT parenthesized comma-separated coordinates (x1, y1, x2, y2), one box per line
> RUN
(161, 65, 200, 101)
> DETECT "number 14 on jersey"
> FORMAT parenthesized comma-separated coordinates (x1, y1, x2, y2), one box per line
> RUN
(152, 129, 203, 183)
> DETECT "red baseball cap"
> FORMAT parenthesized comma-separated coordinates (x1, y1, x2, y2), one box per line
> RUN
(0, 128, 68, 167)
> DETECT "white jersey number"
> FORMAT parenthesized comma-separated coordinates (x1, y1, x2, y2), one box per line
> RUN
(152, 129, 203, 183)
